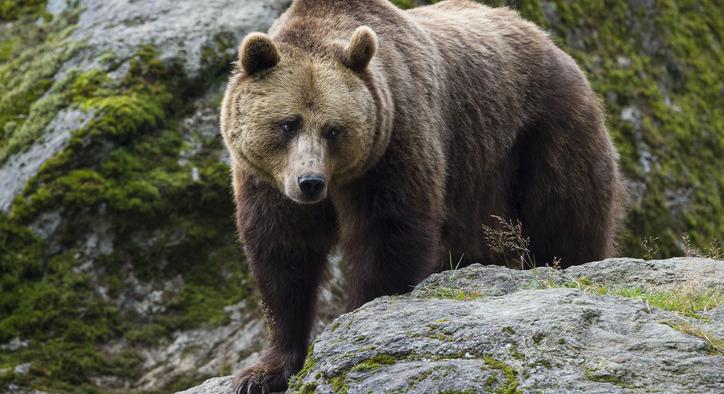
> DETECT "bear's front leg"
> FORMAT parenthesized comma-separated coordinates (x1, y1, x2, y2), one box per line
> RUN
(233, 176, 337, 394)
(337, 172, 444, 310)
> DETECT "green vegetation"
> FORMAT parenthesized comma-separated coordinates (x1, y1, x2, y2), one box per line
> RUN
(293, 347, 317, 382)
(330, 376, 348, 394)
(0, 5, 248, 391)
(0, 0, 47, 21)
(432, 287, 481, 301)
(289, 351, 521, 393)
(350, 354, 397, 372)
(565, 276, 722, 320)
(483, 357, 521, 394)
(613, 286, 722, 320)
(584, 368, 634, 389)
(390, 0, 420, 9)
(0, 10, 82, 163)
(564, 275, 723, 353)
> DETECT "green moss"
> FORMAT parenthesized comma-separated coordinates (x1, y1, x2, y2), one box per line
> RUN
(0, 215, 43, 315)
(390, 0, 419, 9)
(289, 346, 317, 390)
(398, 368, 435, 391)
(483, 357, 521, 394)
(532, 333, 545, 345)
(431, 287, 481, 301)
(2, 35, 248, 392)
(0, 0, 47, 21)
(331, 376, 349, 394)
(530, 359, 552, 369)
(200, 31, 237, 76)
(584, 368, 634, 388)
(508, 344, 525, 362)
(486, 374, 499, 389)
(350, 354, 397, 372)
(0, 11, 82, 164)
(294, 351, 521, 393)
(296, 382, 318, 393)
(0, 248, 135, 392)
(125, 323, 167, 346)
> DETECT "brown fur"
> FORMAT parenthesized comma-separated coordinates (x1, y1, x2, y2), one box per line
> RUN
(220, 1, 624, 392)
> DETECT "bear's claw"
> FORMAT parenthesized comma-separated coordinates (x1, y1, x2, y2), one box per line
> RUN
(233, 368, 288, 394)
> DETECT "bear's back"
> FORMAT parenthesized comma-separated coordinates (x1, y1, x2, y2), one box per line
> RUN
(404, 1, 555, 156)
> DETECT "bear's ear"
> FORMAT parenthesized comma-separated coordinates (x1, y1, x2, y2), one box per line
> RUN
(239, 33, 280, 75)
(343, 26, 378, 72)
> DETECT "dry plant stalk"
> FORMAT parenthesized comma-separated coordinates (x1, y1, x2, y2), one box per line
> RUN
(482, 215, 535, 269)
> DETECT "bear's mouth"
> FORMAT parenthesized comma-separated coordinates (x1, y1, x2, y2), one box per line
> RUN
(285, 190, 328, 205)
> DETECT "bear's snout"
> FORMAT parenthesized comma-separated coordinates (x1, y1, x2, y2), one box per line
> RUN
(297, 174, 327, 201)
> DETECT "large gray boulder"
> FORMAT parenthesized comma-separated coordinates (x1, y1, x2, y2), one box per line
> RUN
(182, 257, 723, 393)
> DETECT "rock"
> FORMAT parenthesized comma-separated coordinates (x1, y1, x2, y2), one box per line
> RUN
(0, 108, 90, 212)
(69, 0, 291, 76)
(0, 338, 29, 352)
(620, 106, 641, 125)
(177, 257, 723, 394)
(13, 363, 31, 376)
(176, 376, 234, 394)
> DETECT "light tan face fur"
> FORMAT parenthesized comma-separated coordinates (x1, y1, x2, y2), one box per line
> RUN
(221, 39, 377, 204)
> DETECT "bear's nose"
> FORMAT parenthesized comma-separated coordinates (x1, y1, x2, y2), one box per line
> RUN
(298, 175, 326, 199)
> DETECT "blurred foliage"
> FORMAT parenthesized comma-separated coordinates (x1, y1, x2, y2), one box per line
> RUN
(0, 0, 47, 21)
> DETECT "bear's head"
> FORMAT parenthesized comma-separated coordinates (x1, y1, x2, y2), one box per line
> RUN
(221, 26, 383, 204)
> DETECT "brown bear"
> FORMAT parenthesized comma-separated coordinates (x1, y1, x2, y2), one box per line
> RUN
(220, 0, 623, 392)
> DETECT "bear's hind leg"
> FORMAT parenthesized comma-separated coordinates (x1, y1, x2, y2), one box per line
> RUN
(516, 115, 622, 268)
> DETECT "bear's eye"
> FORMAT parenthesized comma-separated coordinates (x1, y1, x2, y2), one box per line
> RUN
(279, 119, 301, 139)
(325, 126, 344, 141)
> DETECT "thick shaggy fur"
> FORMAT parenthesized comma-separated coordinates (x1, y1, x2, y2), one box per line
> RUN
(220, 0, 624, 392)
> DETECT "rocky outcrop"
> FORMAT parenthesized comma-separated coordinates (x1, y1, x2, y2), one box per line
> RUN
(183, 258, 723, 393)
